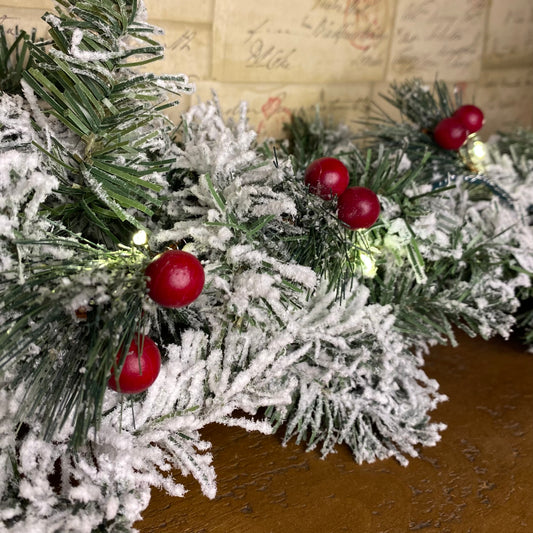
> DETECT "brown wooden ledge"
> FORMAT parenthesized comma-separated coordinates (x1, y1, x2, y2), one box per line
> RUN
(138, 333, 533, 532)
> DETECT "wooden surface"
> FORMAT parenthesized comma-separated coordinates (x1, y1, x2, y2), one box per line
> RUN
(138, 333, 533, 533)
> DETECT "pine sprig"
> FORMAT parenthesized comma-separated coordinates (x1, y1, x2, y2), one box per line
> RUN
(0, 26, 42, 94)
(279, 110, 354, 173)
(378, 78, 460, 130)
(278, 114, 434, 296)
(489, 128, 533, 184)
(370, 219, 522, 346)
(358, 78, 473, 181)
(21, 0, 193, 245)
(0, 232, 150, 448)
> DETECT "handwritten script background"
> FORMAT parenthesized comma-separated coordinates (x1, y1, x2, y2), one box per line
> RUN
(1, 0, 532, 138)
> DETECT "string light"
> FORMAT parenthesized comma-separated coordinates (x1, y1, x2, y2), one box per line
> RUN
(347, 241, 379, 279)
(471, 139, 486, 160)
(460, 133, 487, 172)
(359, 251, 377, 278)
(132, 230, 148, 246)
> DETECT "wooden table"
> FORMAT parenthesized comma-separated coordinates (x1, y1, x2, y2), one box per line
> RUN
(138, 333, 533, 532)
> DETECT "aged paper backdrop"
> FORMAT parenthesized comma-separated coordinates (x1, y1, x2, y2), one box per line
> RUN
(1, 0, 532, 138)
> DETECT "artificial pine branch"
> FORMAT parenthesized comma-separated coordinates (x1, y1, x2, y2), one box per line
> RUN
(281, 106, 531, 349)
(379, 78, 459, 128)
(0, 0, 191, 448)
(279, 111, 432, 295)
(361, 79, 527, 218)
(278, 109, 354, 173)
(0, 26, 42, 95)
(1, 0, 532, 528)
(20, 0, 192, 245)
(486, 128, 533, 344)
(357, 78, 498, 188)
(0, 229, 150, 448)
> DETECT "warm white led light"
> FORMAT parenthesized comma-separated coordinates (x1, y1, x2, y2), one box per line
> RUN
(132, 230, 148, 246)
(471, 140, 486, 160)
(360, 252, 377, 278)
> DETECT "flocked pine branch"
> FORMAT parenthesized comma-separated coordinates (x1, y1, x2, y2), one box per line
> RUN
(0, 229, 151, 448)
(21, 0, 193, 245)
(356, 78, 512, 198)
(485, 128, 533, 344)
(1, 0, 533, 529)
(278, 110, 431, 295)
(157, 100, 448, 462)
(282, 106, 532, 348)
(0, 0, 190, 449)
(360, 79, 526, 214)
(266, 280, 447, 465)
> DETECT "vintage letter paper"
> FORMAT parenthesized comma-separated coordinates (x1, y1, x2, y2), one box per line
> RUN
(213, 0, 393, 84)
(0, 7, 49, 39)
(388, 0, 487, 81)
(142, 20, 211, 81)
(484, 0, 533, 66)
(144, 0, 214, 24)
(0, 0, 53, 9)
(476, 68, 533, 137)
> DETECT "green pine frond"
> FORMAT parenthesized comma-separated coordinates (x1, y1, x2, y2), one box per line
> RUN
(0, 26, 41, 94)
(378, 78, 460, 130)
(21, 0, 192, 244)
(276, 114, 434, 295)
(358, 78, 470, 181)
(0, 232, 150, 448)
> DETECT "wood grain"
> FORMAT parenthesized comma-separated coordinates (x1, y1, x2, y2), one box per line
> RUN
(138, 333, 533, 532)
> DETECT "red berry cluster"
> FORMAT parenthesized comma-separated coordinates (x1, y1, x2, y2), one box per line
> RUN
(433, 104, 484, 151)
(108, 250, 205, 394)
(304, 157, 380, 230)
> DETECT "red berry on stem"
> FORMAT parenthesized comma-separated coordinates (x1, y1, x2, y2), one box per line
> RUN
(337, 186, 380, 230)
(108, 335, 161, 394)
(453, 104, 484, 134)
(145, 249, 205, 308)
(304, 157, 350, 200)
(433, 117, 468, 150)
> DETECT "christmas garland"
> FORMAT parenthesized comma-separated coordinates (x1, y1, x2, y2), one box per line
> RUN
(1, 1, 532, 531)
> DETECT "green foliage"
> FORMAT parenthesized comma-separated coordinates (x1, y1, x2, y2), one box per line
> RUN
(378, 78, 460, 130)
(0, 26, 40, 94)
(279, 110, 352, 173)
(0, 0, 196, 447)
(358, 78, 472, 181)
(0, 231, 149, 448)
(278, 111, 431, 297)
(489, 128, 533, 187)
(280, 103, 530, 348)
(371, 260, 512, 347)
(487, 128, 533, 343)
(21, 0, 192, 246)
(493, 128, 533, 163)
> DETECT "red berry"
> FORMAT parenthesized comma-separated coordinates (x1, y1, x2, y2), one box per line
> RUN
(433, 117, 468, 150)
(108, 335, 161, 394)
(453, 104, 484, 134)
(304, 157, 350, 200)
(337, 186, 380, 230)
(145, 250, 205, 308)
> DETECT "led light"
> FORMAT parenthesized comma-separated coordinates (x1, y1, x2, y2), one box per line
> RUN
(471, 140, 486, 160)
(360, 252, 377, 278)
(132, 230, 148, 246)
(461, 134, 487, 172)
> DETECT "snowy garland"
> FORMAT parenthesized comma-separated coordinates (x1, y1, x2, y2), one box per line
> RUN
(2, 96, 532, 533)
(1, 2, 532, 532)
